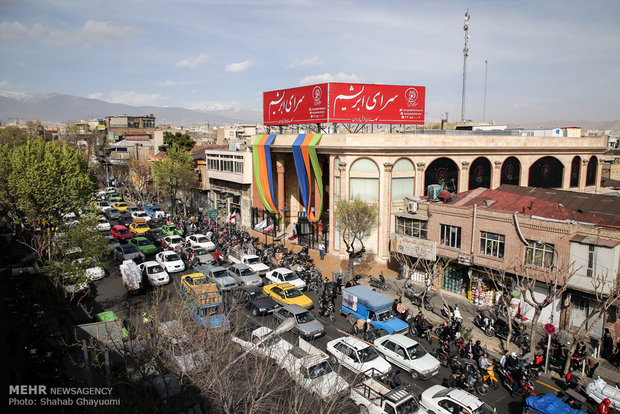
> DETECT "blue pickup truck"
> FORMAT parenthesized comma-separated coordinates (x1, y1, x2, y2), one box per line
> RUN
(143, 204, 166, 218)
(340, 285, 408, 335)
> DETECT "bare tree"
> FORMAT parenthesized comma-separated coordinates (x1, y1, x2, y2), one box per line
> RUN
(561, 270, 620, 375)
(128, 157, 152, 205)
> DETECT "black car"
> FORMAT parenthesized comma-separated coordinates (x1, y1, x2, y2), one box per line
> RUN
(149, 217, 166, 228)
(118, 213, 133, 227)
(145, 227, 165, 245)
(104, 207, 121, 220)
(239, 286, 279, 316)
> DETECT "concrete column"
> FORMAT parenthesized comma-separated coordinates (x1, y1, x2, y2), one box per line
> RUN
(492, 160, 502, 189)
(460, 161, 471, 193)
(415, 162, 426, 196)
(336, 161, 348, 255)
(381, 162, 394, 261)
(579, 158, 588, 192)
(595, 157, 602, 194)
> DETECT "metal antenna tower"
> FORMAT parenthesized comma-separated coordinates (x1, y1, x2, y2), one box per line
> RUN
(483, 59, 488, 122)
(460, 9, 470, 122)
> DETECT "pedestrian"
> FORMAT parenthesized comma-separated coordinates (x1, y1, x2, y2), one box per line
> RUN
(602, 328, 614, 361)
(392, 298, 399, 314)
(292, 223, 297, 238)
(595, 398, 612, 414)
(390, 370, 403, 388)
(318, 241, 325, 261)
(499, 350, 509, 368)
(586, 354, 600, 378)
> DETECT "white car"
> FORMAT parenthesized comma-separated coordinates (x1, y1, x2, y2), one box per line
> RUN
(73, 258, 106, 281)
(131, 211, 151, 222)
(139, 261, 170, 287)
(162, 235, 184, 251)
(374, 334, 440, 380)
(159, 320, 207, 376)
(96, 217, 111, 231)
(326, 336, 391, 376)
(96, 200, 113, 212)
(420, 385, 495, 414)
(155, 251, 186, 273)
(186, 234, 216, 251)
(266, 267, 306, 290)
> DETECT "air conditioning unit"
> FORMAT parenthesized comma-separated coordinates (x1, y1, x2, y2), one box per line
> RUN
(407, 201, 418, 214)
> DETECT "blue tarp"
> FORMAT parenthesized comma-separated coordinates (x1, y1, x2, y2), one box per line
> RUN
(343, 285, 393, 311)
(525, 393, 586, 414)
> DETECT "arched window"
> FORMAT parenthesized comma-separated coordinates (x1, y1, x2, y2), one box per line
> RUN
(350, 158, 379, 201)
(500, 157, 521, 186)
(392, 158, 414, 200)
(570, 156, 581, 188)
(468, 157, 491, 190)
(528, 156, 564, 188)
(333, 157, 341, 199)
(586, 156, 597, 186)
(424, 158, 459, 193)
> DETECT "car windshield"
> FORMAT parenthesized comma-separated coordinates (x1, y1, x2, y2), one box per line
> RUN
(151, 206, 162, 211)
(406, 344, 427, 359)
(295, 311, 315, 324)
(136, 223, 148, 229)
(283, 273, 297, 281)
(212, 269, 227, 279)
(357, 346, 379, 363)
(147, 265, 164, 274)
(245, 257, 259, 264)
(193, 248, 207, 255)
(196, 237, 208, 243)
(285, 289, 303, 298)
(135, 212, 147, 217)
(167, 226, 178, 231)
(149, 229, 162, 236)
(137, 239, 151, 246)
(239, 268, 254, 276)
(395, 397, 421, 414)
(377, 311, 393, 322)
(99, 218, 107, 223)
(249, 290, 268, 300)
(165, 253, 181, 261)
(472, 403, 495, 414)
(170, 236, 182, 243)
(117, 228, 130, 234)
(307, 361, 333, 379)
(123, 245, 139, 253)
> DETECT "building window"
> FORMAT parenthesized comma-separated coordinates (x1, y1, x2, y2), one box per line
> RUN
(334, 176, 340, 199)
(392, 158, 414, 201)
(396, 216, 427, 239)
(441, 224, 461, 249)
(587, 244, 595, 277)
(480, 231, 505, 258)
(525, 240, 555, 268)
(350, 158, 379, 201)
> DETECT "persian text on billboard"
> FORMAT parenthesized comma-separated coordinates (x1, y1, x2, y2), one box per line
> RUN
(390, 233, 436, 261)
(329, 83, 425, 124)
(263, 84, 328, 125)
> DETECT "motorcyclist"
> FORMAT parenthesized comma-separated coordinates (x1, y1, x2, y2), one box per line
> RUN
(595, 398, 612, 414)
(506, 352, 519, 373)
(478, 352, 492, 372)
(472, 340, 484, 361)
(416, 313, 431, 335)
(464, 339, 474, 359)
(463, 362, 478, 387)
(511, 367, 523, 398)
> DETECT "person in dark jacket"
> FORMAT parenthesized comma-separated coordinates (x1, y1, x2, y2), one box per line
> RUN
(472, 340, 484, 361)
(601, 328, 614, 361)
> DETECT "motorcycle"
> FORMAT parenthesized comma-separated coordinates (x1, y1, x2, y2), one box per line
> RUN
(404, 281, 435, 311)
(408, 317, 433, 345)
(369, 273, 387, 290)
(497, 365, 535, 397)
(460, 359, 489, 396)
(434, 346, 461, 370)
(473, 312, 496, 337)
(480, 364, 500, 390)
(435, 321, 461, 341)
(319, 298, 335, 321)
(495, 318, 530, 349)
(442, 304, 463, 324)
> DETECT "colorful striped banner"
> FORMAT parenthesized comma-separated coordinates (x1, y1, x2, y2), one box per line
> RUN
(252, 134, 282, 220)
(292, 133, 323, 221)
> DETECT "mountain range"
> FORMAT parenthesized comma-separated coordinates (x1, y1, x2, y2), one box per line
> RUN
(0, 91, 262, 127)
(1, 91, 618, 132)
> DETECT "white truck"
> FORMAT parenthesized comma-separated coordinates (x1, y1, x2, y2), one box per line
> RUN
(228, 250, 270, 276)
(232, 326, 349, 400)
(350, 374, 427, 414)
(120, 260, 143, 293)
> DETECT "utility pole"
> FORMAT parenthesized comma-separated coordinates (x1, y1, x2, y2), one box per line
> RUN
(483, 59, 488, 122)
(460, 10, 470, 123)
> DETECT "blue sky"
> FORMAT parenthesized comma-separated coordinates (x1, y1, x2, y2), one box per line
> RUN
(1, 0, 618, 123)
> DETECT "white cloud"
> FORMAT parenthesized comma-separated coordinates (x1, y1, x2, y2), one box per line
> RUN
(299, 72, 362, 85)
(184, 100, 239, 111)
(225, 60, 252, 73)
(0, 80, 9, 88)
(159, 80, 177, 86)
(107, 90, 164, 106)
(175, 54, 208, 69)
(87, 92, 102, 99)
(0, 20, 142, 46)
(286, 56, 323, 69)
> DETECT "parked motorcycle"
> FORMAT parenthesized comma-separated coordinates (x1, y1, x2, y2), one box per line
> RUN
(404, 281, 435, 311)
(369, 273, 387, 290)
(435, 322, 461, 341)
(473, 312, 496, 337)
(408, 316, 433, 344)
(494, 318, 530, 349)
(319, 297, 335, 321)
(442, 304, 463, 323)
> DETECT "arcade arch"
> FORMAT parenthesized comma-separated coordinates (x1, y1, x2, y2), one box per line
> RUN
(500, 156, 521, 186)
(424, 157, 459, 194)
(528, 156, 564, 188)
(468, 157, 492, 190)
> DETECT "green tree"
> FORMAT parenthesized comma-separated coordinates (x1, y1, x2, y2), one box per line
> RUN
(0, 138, 96, 258)
(152, 144, 198, 216)
(335, 200, 379, 276)
(158, 131, 196, 153)
(0, 125, 30, 147)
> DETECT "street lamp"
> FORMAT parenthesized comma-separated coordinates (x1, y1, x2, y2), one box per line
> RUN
(216, 317, 296, 379)
(537, 241, 559, 374)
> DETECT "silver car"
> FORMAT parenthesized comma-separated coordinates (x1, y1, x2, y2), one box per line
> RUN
(227, 263, 262, 287)
(206, 266, 239, 291)
(272, 304, 324, 340)
(114, 244, 145, 263)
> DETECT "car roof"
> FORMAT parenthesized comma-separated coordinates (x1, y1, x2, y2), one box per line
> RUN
(242, 286, 262, 293)
(230, 263, 250, 269)
(280, 304, 307, 314)
(273, 267, 293, 273)
(275, 283, 296, 290)
(133, 236, 149, 241)
(160, 250, 179, 256)
(112, 225, 128, 230)
(191, 233, 207, 238)
(208, 266, 227, 272)
(332, 336, 369, 351)
(380, 334, 419, 347)
(424, 385, 483, 410)
(142, 260, 159, 266)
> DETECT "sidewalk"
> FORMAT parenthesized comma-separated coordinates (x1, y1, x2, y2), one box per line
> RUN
(251, 231, 620, 388)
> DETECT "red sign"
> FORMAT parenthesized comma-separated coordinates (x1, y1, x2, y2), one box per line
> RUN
(544, 323, 556, 335)
(263, 83, 425, 125)
(263, 84, 328, 126)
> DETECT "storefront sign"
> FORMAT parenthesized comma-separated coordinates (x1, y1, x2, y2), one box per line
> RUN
(458, 254, 473, 265)
(390, 233, 436, 261)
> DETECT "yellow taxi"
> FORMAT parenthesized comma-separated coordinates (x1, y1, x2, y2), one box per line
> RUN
(112, 202, 129, 211)
(129, 221, 150, 235)
(263, 283, 313, 309)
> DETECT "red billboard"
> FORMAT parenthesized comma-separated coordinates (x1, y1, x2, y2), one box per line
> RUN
(263, 84, 328, 126)
(263, 83, 425, 125)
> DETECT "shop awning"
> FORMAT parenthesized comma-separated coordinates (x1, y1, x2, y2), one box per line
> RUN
(394, 211, 429, 221)
(571, 235, 619, 248)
